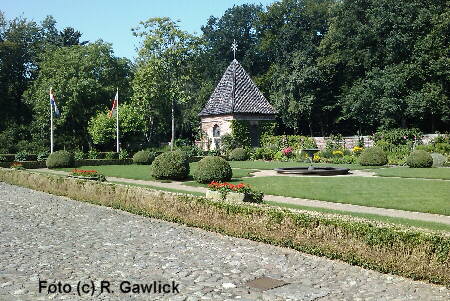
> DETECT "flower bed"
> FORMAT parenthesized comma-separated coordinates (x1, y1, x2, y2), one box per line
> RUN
(68, 169, 106, 181)
(10, 162, 25, 170)
(207, 181, 263, 203)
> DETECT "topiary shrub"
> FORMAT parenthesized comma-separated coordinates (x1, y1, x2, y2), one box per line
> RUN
(358, 147, 388, 166)
(46, 150, 74, 168)
(150, 151, 189, 180)
(193, 156, 232, 183)
(406, 150, 433, 168)
(228, 148, 249, 161)
(133, 150, 156, 165)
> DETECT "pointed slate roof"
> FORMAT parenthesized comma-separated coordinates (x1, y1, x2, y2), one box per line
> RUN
(199, 59, 277, 116)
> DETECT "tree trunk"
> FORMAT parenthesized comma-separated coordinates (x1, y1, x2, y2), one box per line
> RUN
(171, 99, 175, 151)
(431, 114, 435, 133)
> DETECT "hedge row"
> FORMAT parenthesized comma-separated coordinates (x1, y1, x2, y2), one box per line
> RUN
(0, 168, 448, 286)
(74, 159, 133, 166)
(0, 161, 47, 169)
(0, 159, 133, 169)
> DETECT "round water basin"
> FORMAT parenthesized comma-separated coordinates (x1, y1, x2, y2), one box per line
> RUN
(274, 167, 350, 176)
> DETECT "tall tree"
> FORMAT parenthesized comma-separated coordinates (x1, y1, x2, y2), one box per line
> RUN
(320, 0, 449, 132)
(132, 17, 201, 148)
(23, 41, 132, 151)
(201, 4, 265, 78)
(258, 0, 335, 135)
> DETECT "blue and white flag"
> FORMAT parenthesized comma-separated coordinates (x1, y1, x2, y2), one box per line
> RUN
(49, 90, 60, 117)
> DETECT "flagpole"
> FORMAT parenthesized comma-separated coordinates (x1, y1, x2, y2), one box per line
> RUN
(50, 87, 54, 154)
(116, 88, 119, 152)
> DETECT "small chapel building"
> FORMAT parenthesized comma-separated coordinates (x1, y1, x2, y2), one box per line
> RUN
(198, 59, 277, 150)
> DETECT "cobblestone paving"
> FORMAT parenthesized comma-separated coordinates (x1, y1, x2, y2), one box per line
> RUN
(0, 182, 448, 300)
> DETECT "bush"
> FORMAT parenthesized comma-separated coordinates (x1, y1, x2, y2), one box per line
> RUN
(74, 150, 85, 160)
(406, 150, 433, 168)
(193, 156, 232, 183)
(359, 147, 388, 166)
(251, 146, 277, 160)
(178, 145, 202, 160)
(228, 148, 249, 161)
(15, 151, 29, 162)
(331, 155, 356, 164)
(105, 152, 118, 160)
(46, 150, 74, 168)
(133, 150, 156, 165)
(88, 149, 99, 159)
(119, 149, 129, 160)
(261, 135, 316, 151)
(416, 142, 450, 155)
(150, 151, 190, 180)
(220, 134, 240, 155)
(37, 151, 49, 161)
(373, 128, 422, 146)
(431, 153, 447, 167)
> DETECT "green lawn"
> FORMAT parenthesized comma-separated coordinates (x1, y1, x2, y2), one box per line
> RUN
(101, 178, 450, 232)
(374, 167, 450, 180)
(228, 160, 380, 170)
(58, 163, 449, 216)
(42, 165, 450, 231)
(186, 176, 450, 216)
(59, 164, 255, 181)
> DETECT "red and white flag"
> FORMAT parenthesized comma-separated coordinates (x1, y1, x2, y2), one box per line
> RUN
(108, 90, 118, 118)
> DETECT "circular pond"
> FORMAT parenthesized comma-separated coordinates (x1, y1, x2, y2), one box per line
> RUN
(274, 167, 350, 176)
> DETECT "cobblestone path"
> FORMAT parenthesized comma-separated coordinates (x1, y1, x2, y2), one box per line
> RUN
(1, 182, 448, 300)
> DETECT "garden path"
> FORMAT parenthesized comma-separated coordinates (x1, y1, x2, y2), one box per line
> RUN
(33, 168, 450, 226)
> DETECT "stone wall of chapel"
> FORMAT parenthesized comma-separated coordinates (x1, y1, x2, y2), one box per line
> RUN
(196, 114, 276, 150)
(198, 115, 234, 150)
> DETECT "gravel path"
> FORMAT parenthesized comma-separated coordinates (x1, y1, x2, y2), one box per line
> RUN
(0, 182, 449, 300)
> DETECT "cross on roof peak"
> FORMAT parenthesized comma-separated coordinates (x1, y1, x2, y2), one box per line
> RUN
(231, 39, 238, 60)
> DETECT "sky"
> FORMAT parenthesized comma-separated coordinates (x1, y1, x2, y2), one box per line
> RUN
(2, 0, 276, 60)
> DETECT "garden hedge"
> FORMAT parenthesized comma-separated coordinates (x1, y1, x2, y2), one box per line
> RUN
(0, 161, 47, 169)
(0, 159, 132, 169)
(0, 168, 448, 286)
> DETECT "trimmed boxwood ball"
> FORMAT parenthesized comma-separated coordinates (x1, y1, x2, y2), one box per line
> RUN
(228, 148, 249, 161)
(406, 150, 433, 168)
(46, 150, 74, 168)
(133, 150, 156, 165)
(358, 147, 388, 166)
(193, 156, 232, 183)
(150, 151, 189, 180)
